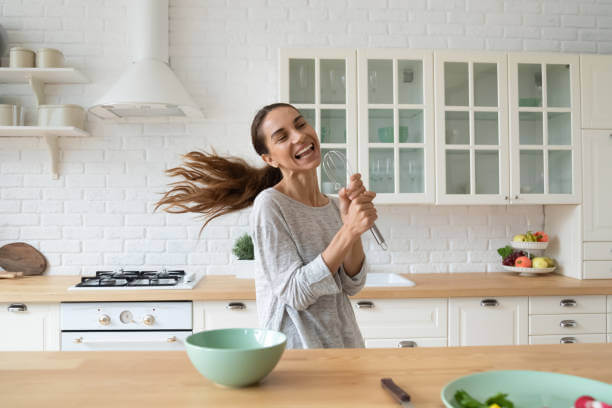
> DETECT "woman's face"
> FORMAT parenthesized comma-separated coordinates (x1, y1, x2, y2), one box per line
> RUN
(260, 106, 321, 173)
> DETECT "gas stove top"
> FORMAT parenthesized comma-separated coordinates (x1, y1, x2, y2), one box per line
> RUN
(68, 269, 201, 290)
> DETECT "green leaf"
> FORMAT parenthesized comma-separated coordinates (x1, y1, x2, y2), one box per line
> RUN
(454, 390, 487, 408)
(485, 393, 514, 408)
(497, 245, 513, 259)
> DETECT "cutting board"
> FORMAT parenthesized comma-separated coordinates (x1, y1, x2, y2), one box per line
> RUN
(0, 243, 47, 276)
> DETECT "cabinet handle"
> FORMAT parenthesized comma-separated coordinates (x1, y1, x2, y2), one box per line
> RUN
(7, 303, 27, 312)
(560, 299, 577, 307)
(356, 301, 374, 309)
(505, 196, 509, 200)
(560, 336, 577, 344)
(514, 195, 519, 199)
(480, 299, 499, 307)
(225, 302, 246, 310)
(560, 319, 577, 328)
(398, 340, 417, 348)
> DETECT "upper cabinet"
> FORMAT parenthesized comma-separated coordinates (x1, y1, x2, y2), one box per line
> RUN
(434, 51, 509, 204)
(357, 49, 435, 204)
(508, 53, 582, 204)
(280, 49, 588, 205)
(280, 48, 357, 196)
(580, 54, 612, 129)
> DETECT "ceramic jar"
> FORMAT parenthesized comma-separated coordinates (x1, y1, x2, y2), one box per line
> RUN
(35, 48, 64, 68)
(37, 104, 85, 129)
(9, 47, 35, 68)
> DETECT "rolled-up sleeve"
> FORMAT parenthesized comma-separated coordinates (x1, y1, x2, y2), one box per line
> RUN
(339, 258, 367, 296)
(253, 218, 340, 311)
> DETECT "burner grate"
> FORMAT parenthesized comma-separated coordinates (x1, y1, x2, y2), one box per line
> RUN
(75, 270, 186, 288)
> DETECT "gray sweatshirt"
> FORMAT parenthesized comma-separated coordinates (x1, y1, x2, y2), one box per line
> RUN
(249, 187, 367, 349)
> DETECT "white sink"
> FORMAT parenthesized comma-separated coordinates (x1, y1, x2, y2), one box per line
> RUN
(364, 273, 415, 287)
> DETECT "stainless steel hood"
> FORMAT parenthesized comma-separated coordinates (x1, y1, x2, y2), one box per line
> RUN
(89, 0, 203, 122)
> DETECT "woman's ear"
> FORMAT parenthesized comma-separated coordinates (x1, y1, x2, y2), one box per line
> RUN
(261, 153, 279, 168)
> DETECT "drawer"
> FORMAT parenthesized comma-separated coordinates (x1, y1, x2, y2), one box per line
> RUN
(583, 242, 612, 260)
(351, 298, 447, 339)
(608, 313, 612, 332)
(609, 334, 612, 343)
(529, 295, 606, 314)
(365, 337, 447, 348)
(529, 334, 606, 345)
(583, 261, 612, 279)
(608, 295, 612, 313)
(200, 301, 259, 330)
(529, 314, 606, 335)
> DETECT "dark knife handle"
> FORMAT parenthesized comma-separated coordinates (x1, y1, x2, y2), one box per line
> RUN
(381, 378, 411, 403)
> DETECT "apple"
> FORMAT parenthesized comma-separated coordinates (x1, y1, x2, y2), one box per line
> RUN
(543, 257, 555, 267)
(513, 234, 527, 242)
(515, 256, 532, 268)
(534, 231, 549, 242)
(532, 257, 548, 269)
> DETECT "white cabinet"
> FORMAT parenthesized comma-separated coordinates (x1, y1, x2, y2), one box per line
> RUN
(193, 300, 259, 332)
(582, 131, 612, 241)
(357, 49, 435, 204)
(0, 302, 60, 351)
(580, 54, 612, 129)
(608, 296, 612, 343)
(434, 51, 509, 204)
(280, 48, 358, 196)
(448, 297, 528, 346)
(529, 295, 607, 345)
(508, 53, 582, 204)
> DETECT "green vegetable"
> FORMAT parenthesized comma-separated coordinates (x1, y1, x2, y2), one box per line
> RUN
(454, 390, 514, 408)
(497, 245, 513, 259)
(485, 393, 514, 408)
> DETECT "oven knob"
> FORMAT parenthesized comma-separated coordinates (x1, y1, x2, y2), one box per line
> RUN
(98, 314, 111, 326)
(142, 314, 155, 326)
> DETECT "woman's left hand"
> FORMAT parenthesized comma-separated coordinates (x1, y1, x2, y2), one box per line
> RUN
(338, 173, 367, 222)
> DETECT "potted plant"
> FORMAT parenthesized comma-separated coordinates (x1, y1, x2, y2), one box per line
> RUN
(232, 233, 257, 279)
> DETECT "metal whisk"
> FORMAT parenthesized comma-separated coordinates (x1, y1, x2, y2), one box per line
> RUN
(322, 150, 388, 251)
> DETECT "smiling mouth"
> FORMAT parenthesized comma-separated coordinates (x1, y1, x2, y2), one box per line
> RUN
(295, 143, 315, 159)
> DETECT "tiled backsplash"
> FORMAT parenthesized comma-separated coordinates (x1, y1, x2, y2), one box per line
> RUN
(1, 0, 607, 275)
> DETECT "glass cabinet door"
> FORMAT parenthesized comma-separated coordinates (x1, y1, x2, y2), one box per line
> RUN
(435, 52, 509, 204)
(358, 49, 435, 204)
(281, 49, 357, 195)
(509, 53, 581, 204)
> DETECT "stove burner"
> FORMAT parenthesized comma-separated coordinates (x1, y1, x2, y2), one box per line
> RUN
(75, 270, 186, 288)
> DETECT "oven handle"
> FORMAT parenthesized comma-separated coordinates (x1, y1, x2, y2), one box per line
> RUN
(72, 335, 180, 344)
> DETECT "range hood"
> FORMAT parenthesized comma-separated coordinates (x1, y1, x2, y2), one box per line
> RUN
(89, 0, 203, 121)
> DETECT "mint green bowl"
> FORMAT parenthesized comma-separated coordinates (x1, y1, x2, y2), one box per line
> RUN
(185, 328, 287, 388)
(441, 370, 612, 408)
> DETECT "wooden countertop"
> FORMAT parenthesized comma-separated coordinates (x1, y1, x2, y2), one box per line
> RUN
(1, 273, 612, 302)
(1, 344, 611, 407)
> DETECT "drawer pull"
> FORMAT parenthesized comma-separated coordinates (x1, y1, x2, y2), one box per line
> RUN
(356, 301, 374, 309)
(398, 340, 417, 348)
(7, 303, 27, 313)
(560, 336, 577, 344)
(226, 302, 246, 310)
(560, 319, 577, 328)
(560, 299, 577, 307)
(480, 299, 499, 307)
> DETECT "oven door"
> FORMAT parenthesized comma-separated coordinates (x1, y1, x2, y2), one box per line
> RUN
(61, 331, 191, 351)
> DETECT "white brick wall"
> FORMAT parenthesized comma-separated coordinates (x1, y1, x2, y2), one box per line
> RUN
(1, 0, 606, 276)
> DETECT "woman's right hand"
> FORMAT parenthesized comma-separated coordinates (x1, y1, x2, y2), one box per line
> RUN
(343, 190, 377, 237)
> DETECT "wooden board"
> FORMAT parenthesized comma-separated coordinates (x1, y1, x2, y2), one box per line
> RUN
(0, 243, 47, 275)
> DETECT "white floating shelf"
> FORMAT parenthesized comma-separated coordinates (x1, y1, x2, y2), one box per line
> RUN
(0, 126, 90, 179)
(0, 67, 89, 84)
(0, 125, 89, 137)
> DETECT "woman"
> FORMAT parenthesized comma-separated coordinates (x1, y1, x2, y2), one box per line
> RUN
(157, 103, 377, 349)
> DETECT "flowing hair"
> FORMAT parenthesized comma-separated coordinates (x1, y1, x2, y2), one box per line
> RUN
(155, 103, 296, 231)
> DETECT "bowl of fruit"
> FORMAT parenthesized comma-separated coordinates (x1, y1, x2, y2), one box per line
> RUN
(498, 245, 556, 276)
(511, 230, 549, 250)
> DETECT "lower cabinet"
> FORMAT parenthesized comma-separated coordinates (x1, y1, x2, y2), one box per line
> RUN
(193, 300, 259, 332)
(608, 295, 611, 344)
(0, 302, 60, 351)
(448, 297, 529, 346)
(351, 298, 448, 348)
(529, 295, 607, 345)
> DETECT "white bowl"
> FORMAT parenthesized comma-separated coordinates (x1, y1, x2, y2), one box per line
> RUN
(510, 241, 549, 250)
(502, 265, 556, 276)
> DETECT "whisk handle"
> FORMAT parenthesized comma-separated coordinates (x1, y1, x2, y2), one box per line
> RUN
(370, 223, 388, 251)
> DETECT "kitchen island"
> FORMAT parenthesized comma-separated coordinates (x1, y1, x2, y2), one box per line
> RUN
(1, 344, 611, 407)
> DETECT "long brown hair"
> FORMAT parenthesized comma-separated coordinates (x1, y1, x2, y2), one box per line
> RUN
(155, 103, 296, 230)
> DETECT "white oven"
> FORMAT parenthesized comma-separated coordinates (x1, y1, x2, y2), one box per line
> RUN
(61, 301, 192, 351)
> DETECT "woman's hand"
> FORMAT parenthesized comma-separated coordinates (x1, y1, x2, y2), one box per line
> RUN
(343, 190, 377, 237)
(338, 173, 366, 222)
